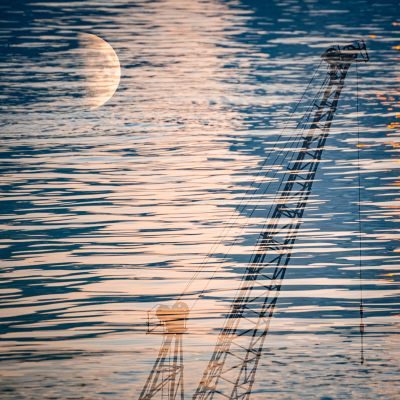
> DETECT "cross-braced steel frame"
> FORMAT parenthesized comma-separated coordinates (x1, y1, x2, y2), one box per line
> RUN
(138, 40, 368, 400)
(139, 333, 185, 400)
(193, 40, 368, 400)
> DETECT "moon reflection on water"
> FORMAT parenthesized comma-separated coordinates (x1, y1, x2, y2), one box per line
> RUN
(76, 33, 121, 109)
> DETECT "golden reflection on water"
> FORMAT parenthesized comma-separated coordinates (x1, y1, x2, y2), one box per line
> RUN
(1, 0, 400, 399)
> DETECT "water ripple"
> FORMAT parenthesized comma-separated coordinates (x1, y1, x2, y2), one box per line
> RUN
(1, 0, 399, 398)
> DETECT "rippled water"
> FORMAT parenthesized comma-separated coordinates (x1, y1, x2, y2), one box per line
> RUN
(1, 0, 400, 399)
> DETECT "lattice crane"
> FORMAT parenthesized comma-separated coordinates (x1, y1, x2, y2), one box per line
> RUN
(139, 40, 369, 400)
(139, 302, 189, 400)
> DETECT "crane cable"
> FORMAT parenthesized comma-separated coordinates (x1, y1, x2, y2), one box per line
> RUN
(356, 61, 365, 365)
(176, 59, 324, 307)
(147, 64, 324, 329)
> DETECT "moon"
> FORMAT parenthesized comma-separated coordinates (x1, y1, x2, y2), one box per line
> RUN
(78, 33, 121, 109)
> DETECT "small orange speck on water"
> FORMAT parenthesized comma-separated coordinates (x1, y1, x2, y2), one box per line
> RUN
(368, 34, 377, 38)
(389, 142, 400, 148)
(393, 45, 400, 51)
(387, 122, 400, 129)
(356, 143, 368, 148)
(396, 113, 400, 119)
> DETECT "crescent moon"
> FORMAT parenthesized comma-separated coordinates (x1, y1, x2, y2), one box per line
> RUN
(78, 33, 121, 109)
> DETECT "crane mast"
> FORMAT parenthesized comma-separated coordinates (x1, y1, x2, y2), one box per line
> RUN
(193, 40, 368, 400)
(138, 40, 368, 400)
(139, 302, 189, 400)
(139, 333, 185, 400)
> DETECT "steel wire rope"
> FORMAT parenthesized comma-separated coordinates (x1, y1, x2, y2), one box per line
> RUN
(182, 61, 327, 313)
(145, 68, 322, 324)
(356, 62, 365, 364)
(178, 61, 322, 299)
(204, 65, 333, 320)
(175, 60, 324, 305)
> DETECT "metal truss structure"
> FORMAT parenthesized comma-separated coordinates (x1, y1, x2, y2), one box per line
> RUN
(139, 302, 189, 400)
(139, 40, 369, 400)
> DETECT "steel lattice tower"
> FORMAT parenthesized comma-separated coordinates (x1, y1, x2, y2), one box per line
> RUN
(138, 40, 368, 400)
(193, 40, 368, 400)
(139, 302, 189, 400)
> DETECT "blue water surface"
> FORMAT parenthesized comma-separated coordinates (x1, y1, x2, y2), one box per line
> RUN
(1, 0, 399, 398)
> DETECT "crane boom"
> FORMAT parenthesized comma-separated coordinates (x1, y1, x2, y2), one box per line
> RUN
(138, 40, 368, 400)
(193, 40, 368, 400)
